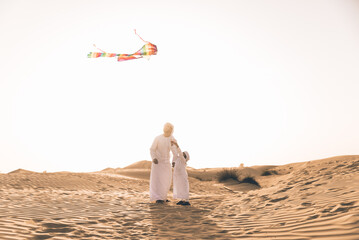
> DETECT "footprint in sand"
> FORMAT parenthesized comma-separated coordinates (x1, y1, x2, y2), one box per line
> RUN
(330, 203, 357, 213)
(275, 187, 292, 194)
(340, 201, 357, 206)
(306, 214, 319, 220)
(269, 196, 288, 203)
(301, 202, 312, 206)
(40, 222, 75, 233)
(149, 203, 231, 239)
(32, 234, 53, 239)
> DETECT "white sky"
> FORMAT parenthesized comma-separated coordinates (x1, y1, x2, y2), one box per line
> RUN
(1, 0, 359, 173)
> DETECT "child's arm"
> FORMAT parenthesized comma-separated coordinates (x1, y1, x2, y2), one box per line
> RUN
(170, 140, 179, 167)
(171, 140, 187, 165)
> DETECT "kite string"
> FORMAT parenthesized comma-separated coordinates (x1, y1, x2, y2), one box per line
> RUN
(93, 44, 106, 53)
(93, 30, 147, 53)
(134, 29, 148, 43)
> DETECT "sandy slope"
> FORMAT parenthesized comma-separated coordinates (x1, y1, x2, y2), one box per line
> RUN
(0, 155, 359, 239)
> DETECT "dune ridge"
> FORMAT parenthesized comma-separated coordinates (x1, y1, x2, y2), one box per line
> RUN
(123, 160, 152, 169)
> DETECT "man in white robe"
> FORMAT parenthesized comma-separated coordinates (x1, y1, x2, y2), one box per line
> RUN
(149, 122, 176, 203)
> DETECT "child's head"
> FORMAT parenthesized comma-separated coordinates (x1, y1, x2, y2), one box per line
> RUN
(183, 151, 190, 161)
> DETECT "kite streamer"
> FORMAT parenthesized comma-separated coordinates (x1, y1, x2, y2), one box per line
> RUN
(87, 30, 157, 62)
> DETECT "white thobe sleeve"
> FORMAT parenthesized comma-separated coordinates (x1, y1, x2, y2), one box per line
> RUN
(171, 145, 179, 163)
(170, 136, 177, 162)
(172, 144, 187, 165)
(150, 136, 159, 160)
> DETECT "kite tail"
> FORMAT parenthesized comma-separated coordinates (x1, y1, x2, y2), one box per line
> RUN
(88, 52, 118, 58)
(88, 44, 119, 58)
(117, 54, 142, 61)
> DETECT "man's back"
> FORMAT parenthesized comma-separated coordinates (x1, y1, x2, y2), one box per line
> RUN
(151, 134, 175, 161)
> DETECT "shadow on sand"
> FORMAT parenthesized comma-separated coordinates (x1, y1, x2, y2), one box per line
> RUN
(148, 202, 231, 239)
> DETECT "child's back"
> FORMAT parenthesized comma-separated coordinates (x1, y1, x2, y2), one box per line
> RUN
(172, 145, 190, 205)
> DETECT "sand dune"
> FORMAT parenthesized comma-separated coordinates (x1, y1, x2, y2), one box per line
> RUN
(1, 155, 359, 239)
(123, 160, 152, 170)
(8, 168, 38, 174)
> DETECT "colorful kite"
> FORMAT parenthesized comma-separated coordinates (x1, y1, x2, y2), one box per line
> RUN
(87, 30, 157, 62)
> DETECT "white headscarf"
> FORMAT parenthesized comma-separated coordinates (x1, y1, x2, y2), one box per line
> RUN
(183, 151, 190, 161)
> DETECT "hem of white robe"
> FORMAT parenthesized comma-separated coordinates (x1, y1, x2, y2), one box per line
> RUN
(173, 194, 189, 201)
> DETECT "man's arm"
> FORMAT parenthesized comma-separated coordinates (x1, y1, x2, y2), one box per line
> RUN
(150, 136, 159, 164)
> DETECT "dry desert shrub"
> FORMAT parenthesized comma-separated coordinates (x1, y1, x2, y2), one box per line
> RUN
(240, 176, 261, 187)
(217, 168, 240, 182)
(261, 169, 278, 176)
(216, 168, 261, 187)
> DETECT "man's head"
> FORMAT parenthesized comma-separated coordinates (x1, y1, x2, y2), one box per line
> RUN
(163, 122, 174, 137)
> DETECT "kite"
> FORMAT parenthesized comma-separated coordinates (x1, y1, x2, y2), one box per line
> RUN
(87, 30, 157, 62)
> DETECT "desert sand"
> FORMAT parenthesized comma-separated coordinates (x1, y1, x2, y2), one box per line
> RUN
(1, 155, 359, 239)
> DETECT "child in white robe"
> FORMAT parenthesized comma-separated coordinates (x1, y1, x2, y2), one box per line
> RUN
(171, 141, 190, 206)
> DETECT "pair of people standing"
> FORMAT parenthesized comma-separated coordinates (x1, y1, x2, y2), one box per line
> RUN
(149, 123, 190, 205)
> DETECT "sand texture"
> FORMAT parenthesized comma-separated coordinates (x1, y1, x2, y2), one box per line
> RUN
(1, 155, 359, 239)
